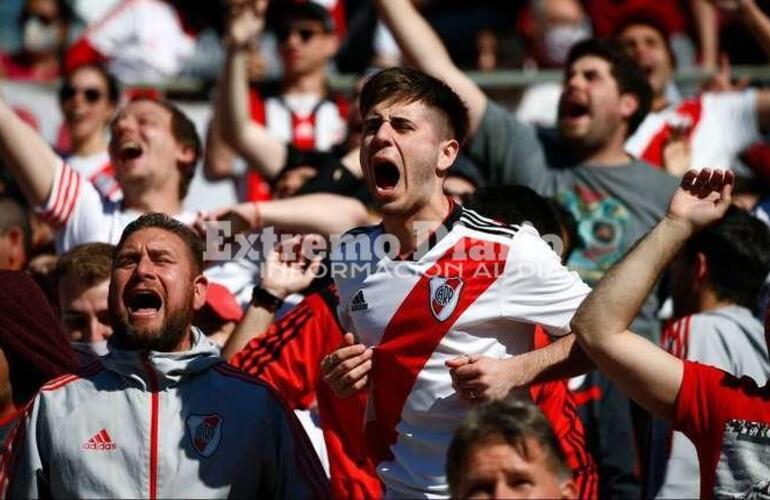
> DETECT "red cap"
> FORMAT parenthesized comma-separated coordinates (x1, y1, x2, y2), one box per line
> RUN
(204, 283, 243, 322)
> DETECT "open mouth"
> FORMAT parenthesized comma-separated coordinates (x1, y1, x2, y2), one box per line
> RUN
(559, 99, 590, 120)
(117, 140, 143, 160)
(126, 290, 162, 315)
(373, 159, 400, 191)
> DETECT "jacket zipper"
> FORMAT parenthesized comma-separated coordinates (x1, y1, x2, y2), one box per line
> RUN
(143, 357, 159, 500)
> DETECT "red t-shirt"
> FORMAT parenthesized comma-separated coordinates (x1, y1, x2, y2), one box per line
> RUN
(673, 360, 770, 499)
(231, 291, 597, 499)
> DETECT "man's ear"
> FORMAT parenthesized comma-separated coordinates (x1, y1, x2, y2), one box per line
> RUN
(437, 138, 460, 173)
(176, 144, 196, 167)
(619, 92, 640, 121)
(694, 251, 709, 282)
(192, 274, 209, 312)
(560, 478, 577, 499)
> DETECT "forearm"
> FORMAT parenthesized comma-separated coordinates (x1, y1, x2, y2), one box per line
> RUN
(259, 194, 370, 236)
(203, 116, 236, 180)
(373, 0, 487, 133)
(515, 334, 595, 385)
(0, 97, 59, 206)
(739, 0, 770, 59)
(221, 304, 275, 360)
(691, 0, 719, 69)
(220, 48, 286, 179)
(572, 217, 693, 348)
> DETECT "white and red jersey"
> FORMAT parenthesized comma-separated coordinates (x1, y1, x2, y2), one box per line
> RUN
(65, 0, 196, 84)
(37, 160, 196, 253)
(245, 86, 348, 201)
(625, 90, 761, 171)
(332, 203, 590, 498)
(65, 150, 122, 203)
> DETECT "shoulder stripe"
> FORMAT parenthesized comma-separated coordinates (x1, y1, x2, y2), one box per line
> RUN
(214, 363, 272, 388)
(459, 218, 518, 239)
(460, 210, 519, 233)
(40, 360, 104, 391)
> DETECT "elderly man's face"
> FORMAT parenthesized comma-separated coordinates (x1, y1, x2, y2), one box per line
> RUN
(109, 228, 207, 352)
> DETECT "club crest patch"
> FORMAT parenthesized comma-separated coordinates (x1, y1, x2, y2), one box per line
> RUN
(429, 276, 464, 321)
(186, 413, 223, 458)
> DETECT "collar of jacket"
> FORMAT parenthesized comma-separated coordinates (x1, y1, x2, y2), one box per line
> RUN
(101, 328, 222, 390)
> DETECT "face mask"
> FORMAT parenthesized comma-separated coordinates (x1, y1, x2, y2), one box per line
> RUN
(22, 16, 60, 54)
(544, 23, 591, 66)
(71, 340, 109, 360)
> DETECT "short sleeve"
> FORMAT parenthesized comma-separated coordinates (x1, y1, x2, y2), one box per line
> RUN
(703, 90, 761, 154)
(673, 361, 731, 442)
(36, 160, 108, 253)
(501, 225, 591, 336)
(467, 101, 552, 191)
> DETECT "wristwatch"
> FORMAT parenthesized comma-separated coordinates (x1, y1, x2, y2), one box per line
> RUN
(250, 285, 284, 312)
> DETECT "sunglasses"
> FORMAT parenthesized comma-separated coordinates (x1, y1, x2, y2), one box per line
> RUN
(276, 26, 324, 44)
(59, 85, 103, 104)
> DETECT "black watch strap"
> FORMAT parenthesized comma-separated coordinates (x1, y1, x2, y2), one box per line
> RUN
(251, 286, 284, 312)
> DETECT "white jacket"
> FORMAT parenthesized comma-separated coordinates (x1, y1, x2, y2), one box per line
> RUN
(4, 329, 329, 498)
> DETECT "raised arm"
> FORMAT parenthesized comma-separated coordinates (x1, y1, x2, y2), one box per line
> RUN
(373, 0, 488, 136)
(0, 93, 61, 206)
(571, 169, 734, 420)
(219, 0, 287, 180)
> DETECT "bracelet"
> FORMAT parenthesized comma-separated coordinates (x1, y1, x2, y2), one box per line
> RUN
(251, 285, 284, 312)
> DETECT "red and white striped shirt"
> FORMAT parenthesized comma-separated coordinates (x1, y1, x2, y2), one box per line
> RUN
(333, 203, 590, 497)
(625, 90, 760, 171)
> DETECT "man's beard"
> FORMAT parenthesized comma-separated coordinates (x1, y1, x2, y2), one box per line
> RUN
(110, 301, 194, 352)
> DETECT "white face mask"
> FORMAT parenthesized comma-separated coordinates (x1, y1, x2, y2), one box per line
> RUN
(71, 340, 109, 359)
(544, 23, 591, 66)
(22, 16, 61, 54)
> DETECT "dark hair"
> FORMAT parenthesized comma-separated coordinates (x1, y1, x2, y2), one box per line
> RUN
(468, 185, 562, 236)
(279, 1, 335, 32)
(682, 206, 770, 310)
(128, 98, 201, 200)
(64, 63, 121, 104)
(446, 398, 570, 496)
(612, 10, 677, 70)
(55, 242, 115, 288)
(0, 196, 31, 258)
(116, 213, 204, 275)
(359, 67, 470, 144)
(566, 38, 653, 136)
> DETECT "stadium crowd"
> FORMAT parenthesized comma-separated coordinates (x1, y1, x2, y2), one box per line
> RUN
(0, 0, 770, 498)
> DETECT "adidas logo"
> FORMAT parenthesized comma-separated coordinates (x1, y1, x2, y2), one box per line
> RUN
(351, 289, 368, 311)
(82, 428, 117, 451)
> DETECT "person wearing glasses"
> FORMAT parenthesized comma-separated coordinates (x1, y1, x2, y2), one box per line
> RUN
(58, 64, 122, 202)
(215, 0, 348, 203)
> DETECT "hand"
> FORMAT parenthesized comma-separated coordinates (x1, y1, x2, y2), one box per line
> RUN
(192, 202, 261, 240)
(667, 168, 735, 233)
(226, 0, 268, 49)
(662, 125, 692, 177)
(702, 54, 750, 93)
(446, 355, 528, 403)
(321, 333, 373, 398)
(260, 234, 324, 299)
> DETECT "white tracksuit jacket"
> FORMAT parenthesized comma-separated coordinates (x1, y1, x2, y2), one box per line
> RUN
(4, 329, 329, 498)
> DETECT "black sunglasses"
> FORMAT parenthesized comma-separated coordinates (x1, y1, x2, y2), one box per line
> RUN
(276, 27, 324, 44)
(59, 85, 103, 104)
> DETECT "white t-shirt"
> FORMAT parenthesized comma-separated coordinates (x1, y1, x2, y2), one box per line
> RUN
(65, 150, 122, 202)
(625, 90, 761, 171)
(333, 205, 590, 498)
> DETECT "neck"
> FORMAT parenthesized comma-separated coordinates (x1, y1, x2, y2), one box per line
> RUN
(283, 68, 327, 95)
(0, 383, 14, 420)
(122, 185, 182, 214)
(652, 93, 669, 112)
(698, 288, 734, 313)
(72, 132, 107, 157)
(382, 195, 451, 257)
(567, 133, 632, 166)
